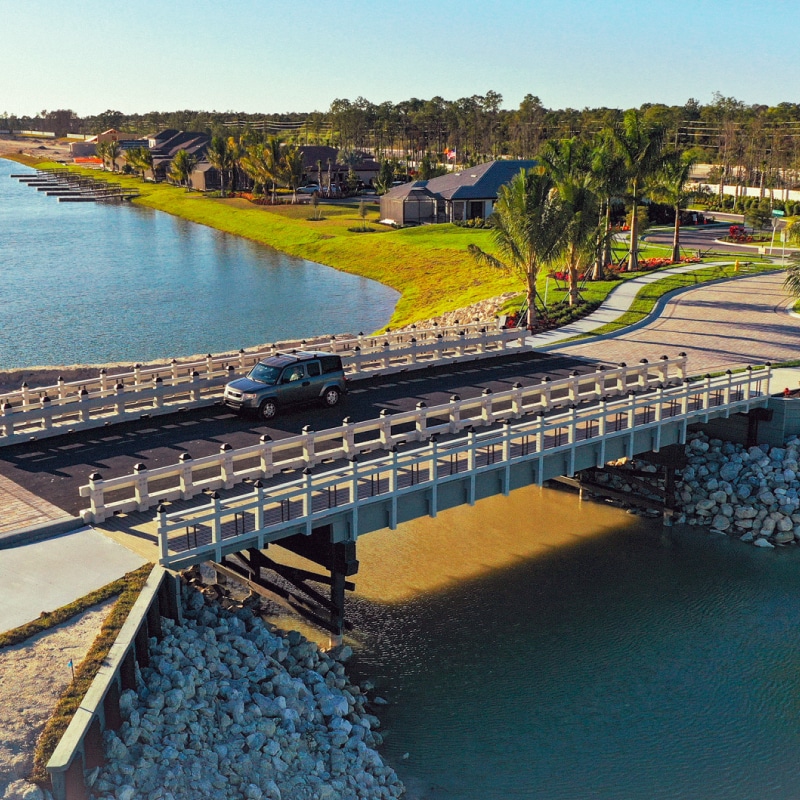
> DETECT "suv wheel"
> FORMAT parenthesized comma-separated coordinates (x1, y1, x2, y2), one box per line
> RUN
(259, 399, 278, 420)
(323, 387, 341, 408)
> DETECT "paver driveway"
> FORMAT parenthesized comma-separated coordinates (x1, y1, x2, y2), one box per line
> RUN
(554, 272, 800, 375)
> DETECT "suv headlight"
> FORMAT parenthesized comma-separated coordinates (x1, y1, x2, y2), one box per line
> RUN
(241, 392, 257, 400)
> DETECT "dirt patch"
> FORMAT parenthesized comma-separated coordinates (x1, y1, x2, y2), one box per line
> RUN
(0, 600, 115, 797)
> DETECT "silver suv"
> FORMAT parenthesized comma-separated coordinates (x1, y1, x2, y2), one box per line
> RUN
(223, 351, 347, 420)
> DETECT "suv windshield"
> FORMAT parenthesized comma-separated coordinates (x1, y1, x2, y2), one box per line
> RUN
(248, 363, 281, 385)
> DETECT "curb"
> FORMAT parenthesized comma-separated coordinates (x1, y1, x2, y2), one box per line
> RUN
(0, 515, 86, 550)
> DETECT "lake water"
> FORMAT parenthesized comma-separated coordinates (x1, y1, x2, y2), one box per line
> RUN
(275, 486, 800, 800)
(0, 159, 399, 370)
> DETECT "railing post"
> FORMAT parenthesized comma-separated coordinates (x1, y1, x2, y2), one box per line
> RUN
(238, 348, 247, 372)
(205, 353, 214, 379)
(478, 327, 488, 354)
(98, 370, 107, 394)
(409, 337, 418, 365)
(429, 434, 439, 518)
(569, 371, 580, 403)
(133, 363, 142, 388)
(511, 382, 524, 418)
(220, 443, 234, 488)
(415, 402, 427, 440)
(77, 387, 89, 423)
(466, 426, 477, 505)
(303, 467, 314, 535)
(179, 452, 193, 499)
(382, 341, 391, 370)
(677, 352, 687, 380)
(134, 463, 149, 511)
(457, 330, 466, 357)
(153, 376, 163, 409)
(659, 355, 670, 385)
(210, 491, 222, 561)
(254, 480, 265, 536)
(703, 373, 712, 413)
(191, 370, 200, 403)
(541, 377, 552, 411)
(724, 370, 733, 409)
(681, 378, 691, 416)
(301, 425, 316, 466)
(170, 359, 179, 384)
(352, 346, 362, 377)
(259, 434, 273, 478)
(536, 411, 546, 454)
(40, 395, 52, 432)
(594, 365, 606, 399)
(349, 455, 360, 535)
(87, 471, 105, 522)
(616, 362, 627, 395)
(627, 392, 636, 459)
(114, 382, 125, 416)
(1, 401, 12, 438)
(340, 417, 355, 458)
(157, 504, 169, 563)
(764, 362, 772, 397)
(449, 394, 461, 433)
(479, 388, 493, 426)
(56, 375, 65, 401)
(638, 359, 649, 389)
(379, 409, 392, 447)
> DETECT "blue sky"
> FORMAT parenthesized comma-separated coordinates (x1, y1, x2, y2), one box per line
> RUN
(1, 0, 797, 117)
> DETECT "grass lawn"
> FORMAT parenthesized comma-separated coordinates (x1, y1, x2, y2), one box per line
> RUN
(20, 157, 749, 330)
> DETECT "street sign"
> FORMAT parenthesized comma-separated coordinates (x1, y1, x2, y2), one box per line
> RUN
(772, 209, 785, 217)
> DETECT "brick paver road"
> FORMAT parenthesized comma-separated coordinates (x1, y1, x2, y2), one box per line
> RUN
(554, 272, 800, 375)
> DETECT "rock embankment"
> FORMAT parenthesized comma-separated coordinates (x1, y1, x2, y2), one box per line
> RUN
(88, 584, 403, 800)
(395, 293, 517, 332)
(675, 432, 800, 548)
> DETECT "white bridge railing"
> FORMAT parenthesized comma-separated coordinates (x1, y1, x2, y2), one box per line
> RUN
(80, 356, 688, 522)
(153, 365, 770, 567)
(1, 324, 526, 447)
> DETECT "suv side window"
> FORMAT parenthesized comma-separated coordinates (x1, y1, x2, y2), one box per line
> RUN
(283, 365, 305, 383)
(320, 355, 343, 374)
(307, 361, 321, 377)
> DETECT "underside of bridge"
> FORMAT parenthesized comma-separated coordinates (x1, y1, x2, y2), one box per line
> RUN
(212, 524, 359, 644)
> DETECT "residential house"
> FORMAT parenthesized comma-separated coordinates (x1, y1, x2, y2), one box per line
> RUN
(379, 159, 537, 226)
(299, 146, 380, 189)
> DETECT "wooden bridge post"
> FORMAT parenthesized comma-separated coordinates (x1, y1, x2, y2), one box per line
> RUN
(259, 434, 273, 478)
(179, 452, 193, 499)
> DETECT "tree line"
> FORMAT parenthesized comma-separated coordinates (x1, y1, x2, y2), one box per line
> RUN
(8, 92, 800, 188)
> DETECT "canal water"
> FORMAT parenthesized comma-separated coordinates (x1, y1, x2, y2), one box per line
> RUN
(275, 486, 800, 800)
(0, 159, 399, 370)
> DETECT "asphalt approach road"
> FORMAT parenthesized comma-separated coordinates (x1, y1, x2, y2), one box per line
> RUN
(0, 351, 608, 517)
(642, 223, 773, 257)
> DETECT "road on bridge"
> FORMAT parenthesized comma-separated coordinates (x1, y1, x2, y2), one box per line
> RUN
(0, 352, 606, 518)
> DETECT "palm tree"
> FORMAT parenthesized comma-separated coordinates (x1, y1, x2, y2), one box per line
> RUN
(783, 219, 800, 298)
(95, 141, 109, 170)
(169, 149, 197, 189)
(590, 134, 627, 277)
(282, 145, 304, 203)
(539, 137, 600, 306)
(612, 110, 666, 271)
(106, 140, 121, 173)
(468, 168, 567, 329)
(205, 136, 230, 196)
(649, 153, 698, 263)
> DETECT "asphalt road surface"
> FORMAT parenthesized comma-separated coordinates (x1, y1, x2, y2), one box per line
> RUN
(0, 351, 607, 517)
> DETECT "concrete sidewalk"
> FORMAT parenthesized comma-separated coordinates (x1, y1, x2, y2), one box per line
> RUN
(0, 527, 147, 633)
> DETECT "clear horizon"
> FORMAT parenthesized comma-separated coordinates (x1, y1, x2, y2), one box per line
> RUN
(1, 0, 797, 118)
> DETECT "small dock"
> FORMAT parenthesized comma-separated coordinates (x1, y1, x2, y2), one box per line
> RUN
(11, 169, 140, 202)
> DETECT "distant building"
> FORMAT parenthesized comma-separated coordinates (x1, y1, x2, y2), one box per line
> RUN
(300, 146, 380, 188)
(379, 159, 537, 226)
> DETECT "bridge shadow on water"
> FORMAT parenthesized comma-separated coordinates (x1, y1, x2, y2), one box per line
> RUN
(305, 485, 800, 800)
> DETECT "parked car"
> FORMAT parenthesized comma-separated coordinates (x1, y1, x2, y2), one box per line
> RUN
(297, 183, 320, 195)
(223, 351, 347, 420)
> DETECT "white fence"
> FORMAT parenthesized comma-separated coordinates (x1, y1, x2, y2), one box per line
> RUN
(1, 323, 526, 447)
(153, 366, 770, 567)
(80, 356, 689, 522)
